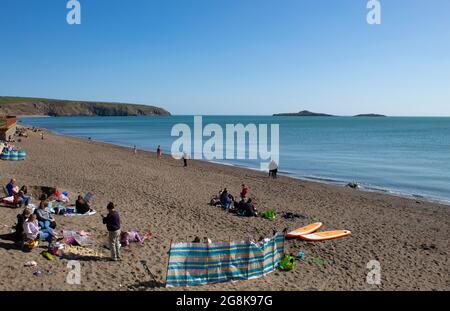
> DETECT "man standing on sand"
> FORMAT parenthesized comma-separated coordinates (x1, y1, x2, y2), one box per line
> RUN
(101, 202, 122, 261)
(182, 152, 188, 167)
(133, 145, 137, 155)
(157, 145, 162, 159)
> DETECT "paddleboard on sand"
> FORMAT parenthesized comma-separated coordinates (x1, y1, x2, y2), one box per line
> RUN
(286, 222, 323, 238)
(299, 230, 352, 241)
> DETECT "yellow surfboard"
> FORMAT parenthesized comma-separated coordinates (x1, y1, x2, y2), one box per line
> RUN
(286, 222, 323, 238)
(299, 230, 352, 241)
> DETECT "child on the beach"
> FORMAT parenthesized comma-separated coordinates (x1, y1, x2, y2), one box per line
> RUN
(101, 202, 122, 261)
(120, 230, 152, 247)
(240, 184, 249, 199)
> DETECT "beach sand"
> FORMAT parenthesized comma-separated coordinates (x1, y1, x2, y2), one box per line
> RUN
(0, 129, 448, 291)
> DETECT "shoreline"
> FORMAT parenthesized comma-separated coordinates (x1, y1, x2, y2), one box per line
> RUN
(21, 123, 450, 207)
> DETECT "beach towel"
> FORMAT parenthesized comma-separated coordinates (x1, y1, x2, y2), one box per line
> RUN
(0, 196, 15, 208)
(64, 210, 97, 217)
(63, 230, 92, 246)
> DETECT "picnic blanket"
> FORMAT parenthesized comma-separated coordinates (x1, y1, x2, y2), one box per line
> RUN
(63, 230, 92, 246)
(166, 233, 285, 287)
(64, 211, 97, 217)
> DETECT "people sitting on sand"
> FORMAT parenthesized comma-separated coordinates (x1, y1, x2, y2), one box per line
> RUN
(6, 181, 31, 208)
(14, 208, 32, 242)
(35, 200, 57, 229)
(120, 230, 152, 247)
(18, 185, 32, 207)
(243, 199, 258, 217)
(6, 179, 17, 197)
(23, 214, 56, 244)
(75, 195, 92, 214)
(220, 188, 233, 209)
(192, 236, 201, 243)
(17, 130, 28, 138)
(54, 188, 69, 203)
(236, 198, 258, 217)
(209, 190, 223, 206)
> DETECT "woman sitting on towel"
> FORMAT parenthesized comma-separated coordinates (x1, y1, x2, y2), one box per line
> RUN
(75, 195, 92, 214)
(220, 188, 233, 209)
(35, 201, 56, 229)
(23, 214, 56, 244)
(14, 208, 32, 242)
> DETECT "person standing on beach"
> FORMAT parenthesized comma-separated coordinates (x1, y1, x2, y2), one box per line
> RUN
(240, 184, 249, 199)
(133, 145, 137, 155)
(268, 160, 278, 179)
(182, 152, 188, 167)
(157, 145, 162, 159)
(101, 202, 122, 261)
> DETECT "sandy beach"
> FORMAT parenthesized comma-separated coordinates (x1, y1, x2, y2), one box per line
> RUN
(0, 128, 448, 291)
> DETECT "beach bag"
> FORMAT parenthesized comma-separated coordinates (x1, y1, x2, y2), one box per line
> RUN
(41, 250, 54, 260)
(279, 255, 296, 271)
(262, 210, 276, 220)
(24, 240, 39, 250)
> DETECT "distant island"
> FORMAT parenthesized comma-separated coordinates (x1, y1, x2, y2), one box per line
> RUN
(273, 110, 334, 117)
(353, 114, 386, 117)
(0, 96, 171, 117)
(273, 110, 387, 117)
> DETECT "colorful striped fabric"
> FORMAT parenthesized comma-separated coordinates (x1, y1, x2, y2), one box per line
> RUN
(166, 233, 285, 287)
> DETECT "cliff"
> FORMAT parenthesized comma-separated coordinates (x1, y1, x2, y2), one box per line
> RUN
(0, 96, 171, 116)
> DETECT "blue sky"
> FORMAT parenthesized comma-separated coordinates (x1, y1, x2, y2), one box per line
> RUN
(0, 0, 449, 116)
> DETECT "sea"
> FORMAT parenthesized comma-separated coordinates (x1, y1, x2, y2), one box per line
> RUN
(20, 116, 450, 205)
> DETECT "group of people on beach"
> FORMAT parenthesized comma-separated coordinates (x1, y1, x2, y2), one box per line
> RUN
(211, 184, 258, 217)
(2, 177, 154, 261)
(4, 179, 32, 208)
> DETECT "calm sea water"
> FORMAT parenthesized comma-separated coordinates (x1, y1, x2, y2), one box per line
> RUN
(20, 116, 450, 205)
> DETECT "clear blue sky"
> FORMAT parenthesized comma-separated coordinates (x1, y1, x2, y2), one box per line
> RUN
(0, 0, 449, 116)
